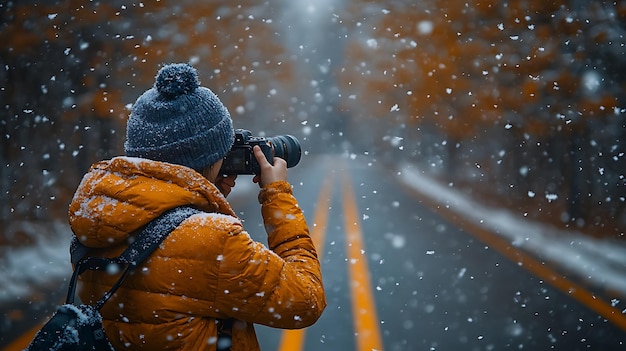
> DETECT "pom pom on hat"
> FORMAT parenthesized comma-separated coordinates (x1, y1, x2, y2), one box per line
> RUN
(155, 63, 199, 99)
(124, 63, 235, 172)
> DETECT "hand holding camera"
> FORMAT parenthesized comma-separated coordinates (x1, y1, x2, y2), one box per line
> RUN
(252, 145, 287, 188)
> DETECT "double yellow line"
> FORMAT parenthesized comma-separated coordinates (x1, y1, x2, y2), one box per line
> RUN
(278, 174, 384, 351)
(340, 174, 384, 351)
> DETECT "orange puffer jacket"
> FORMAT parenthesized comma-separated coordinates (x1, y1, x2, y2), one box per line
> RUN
(68, 157, 326, 350)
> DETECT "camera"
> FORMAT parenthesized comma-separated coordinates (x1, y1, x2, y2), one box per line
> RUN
(220, 129, 301, 175)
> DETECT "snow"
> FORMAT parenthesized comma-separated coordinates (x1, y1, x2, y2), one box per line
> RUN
(0, 221, 70, 303)
(397, 163, 626, 297)
(1, 162, 624, 307)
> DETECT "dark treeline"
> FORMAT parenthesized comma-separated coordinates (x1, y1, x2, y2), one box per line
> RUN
(1, 0, 299, 228)
(337, 0, 626, 237)
(1, 0, 625, 241)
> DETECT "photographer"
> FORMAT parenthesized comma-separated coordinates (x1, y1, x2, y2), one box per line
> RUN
(68, 63, 326, 350)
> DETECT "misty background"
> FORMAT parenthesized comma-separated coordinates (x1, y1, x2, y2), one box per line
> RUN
(1, 0, 625, 286)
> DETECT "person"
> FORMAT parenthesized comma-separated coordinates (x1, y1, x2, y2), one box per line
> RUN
(68, 63, 326, 350)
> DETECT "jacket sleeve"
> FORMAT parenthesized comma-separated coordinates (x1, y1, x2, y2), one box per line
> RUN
(214, 181, 326, 329)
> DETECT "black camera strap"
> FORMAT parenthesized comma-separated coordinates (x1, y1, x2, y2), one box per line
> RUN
(68, 206, 201, 307)
(68, 206, 233, 350)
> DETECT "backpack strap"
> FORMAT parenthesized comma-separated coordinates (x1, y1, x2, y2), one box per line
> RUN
(67, 206, 201, 308)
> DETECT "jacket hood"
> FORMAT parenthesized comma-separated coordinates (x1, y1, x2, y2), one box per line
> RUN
(68, 156, 235, 248)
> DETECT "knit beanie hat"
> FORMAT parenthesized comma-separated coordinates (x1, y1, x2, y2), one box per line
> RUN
(124, 63, 235, 172)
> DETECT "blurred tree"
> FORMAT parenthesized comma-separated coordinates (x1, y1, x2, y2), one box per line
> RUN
(0, 1, 295, 236)
(337, 0, 625, 236)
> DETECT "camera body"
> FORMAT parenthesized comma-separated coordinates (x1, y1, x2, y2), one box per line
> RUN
(220, 129, 301, 175)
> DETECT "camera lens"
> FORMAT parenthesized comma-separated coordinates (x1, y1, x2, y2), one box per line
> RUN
(269, 135, 301, 168)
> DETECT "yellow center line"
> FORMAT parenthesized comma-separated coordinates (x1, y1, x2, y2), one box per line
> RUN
(277, 176, 333, 351)
(342, 174, 383, 351)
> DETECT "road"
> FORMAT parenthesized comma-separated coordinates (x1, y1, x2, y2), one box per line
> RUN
(2, 154, 625, 350)
(248, 154, 626, 350)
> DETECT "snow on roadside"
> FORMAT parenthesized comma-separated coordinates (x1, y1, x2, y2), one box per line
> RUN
(0, 181, 257, 304)
(2, 165, 624, 305)
(0, 221, 71, 303)
(397, 163, 626, 297)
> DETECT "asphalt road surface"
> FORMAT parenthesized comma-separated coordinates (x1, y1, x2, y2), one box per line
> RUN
(252, 154, 626, 350)
(2, 154, 625, 351)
